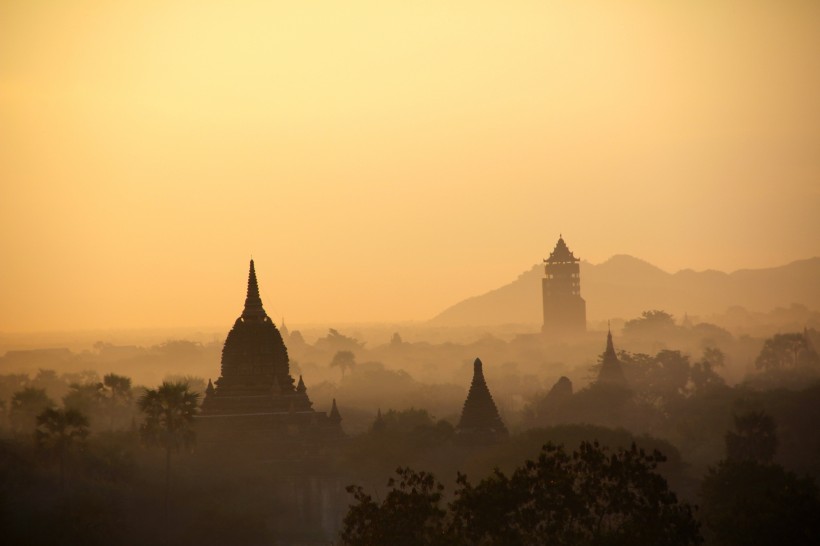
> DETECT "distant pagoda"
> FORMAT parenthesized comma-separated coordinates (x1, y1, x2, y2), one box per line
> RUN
(596, 325, 627, 386)
(456, 358, 508, 441)
(542, 235, 586, 337)
(197, 260, 342, 454)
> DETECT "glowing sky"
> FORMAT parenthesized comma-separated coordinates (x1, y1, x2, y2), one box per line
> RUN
(2, 1, 819, 331)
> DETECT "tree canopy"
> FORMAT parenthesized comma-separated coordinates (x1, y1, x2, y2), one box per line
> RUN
(341, 441, 701, 546)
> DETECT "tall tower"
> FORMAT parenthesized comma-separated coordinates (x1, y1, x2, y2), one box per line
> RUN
(542, 235, 586, 336)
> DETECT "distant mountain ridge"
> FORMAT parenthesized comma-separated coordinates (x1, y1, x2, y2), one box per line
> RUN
(430, 256, 820, 326)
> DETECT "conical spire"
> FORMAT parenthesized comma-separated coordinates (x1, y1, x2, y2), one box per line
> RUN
(296, 375, 306, 393)
(457, 358, 507, 435)
(597, 327, 627, 386)
(605, 321, 616, 356)
(242, 259, 267, 320)
(206, 378, 215, 395)
(329, 398, 342, 424)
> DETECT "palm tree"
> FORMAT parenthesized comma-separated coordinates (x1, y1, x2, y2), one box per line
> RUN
(138, 381, 199, 517)
(103, 373, 133, 430)
(11, 387, 54, 434)
(35, 407, 90, 491)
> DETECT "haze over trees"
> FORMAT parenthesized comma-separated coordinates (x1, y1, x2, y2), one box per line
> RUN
(0, 316, 818, 543)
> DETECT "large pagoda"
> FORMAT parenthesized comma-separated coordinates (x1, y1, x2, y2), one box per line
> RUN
(542, 235, 587, 337)
(456, 358, 508, 441)
(197, 260, 342, 454)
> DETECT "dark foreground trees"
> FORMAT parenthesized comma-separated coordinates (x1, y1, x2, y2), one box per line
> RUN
(341, 441, 701, 546)
(700, 409, 820, 546)
(138, 381, 199, 517)
(700, 459, 820, 546)
(35, 407, 90, 490)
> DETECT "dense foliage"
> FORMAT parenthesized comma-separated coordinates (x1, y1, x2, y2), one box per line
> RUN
(342, 441, 701, 546)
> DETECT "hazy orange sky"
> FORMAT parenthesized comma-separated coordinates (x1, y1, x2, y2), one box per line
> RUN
(2, 1, 819, 332)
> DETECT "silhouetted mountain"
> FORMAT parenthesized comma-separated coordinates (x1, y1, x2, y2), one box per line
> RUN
(430, 256, 820, 326)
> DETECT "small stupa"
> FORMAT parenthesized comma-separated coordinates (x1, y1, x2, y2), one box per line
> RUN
(596, 324, 628, 386)
(456, 358, 508, 441)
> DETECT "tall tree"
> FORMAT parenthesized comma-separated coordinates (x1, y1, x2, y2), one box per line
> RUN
(103, 373, 133, 430)
(35, 407, 90, 490)
(62, 382, 106, 424)
(330, 350, 357, 379)
(138, 382, 199, 517)
(10, 387, 54, 433)
(755, 332, 819, 371)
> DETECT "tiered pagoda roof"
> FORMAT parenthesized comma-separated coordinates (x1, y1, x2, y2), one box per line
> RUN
(545, 235, 580, 264)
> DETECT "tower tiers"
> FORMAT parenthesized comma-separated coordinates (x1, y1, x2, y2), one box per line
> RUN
(542, 235, 586, 336)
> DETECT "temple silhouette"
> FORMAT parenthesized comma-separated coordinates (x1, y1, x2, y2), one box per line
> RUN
(197, 260, 343, 456)
(542, 235, 587, 337)
(596, 325, 627, 386)
(456, 358, 508, 441)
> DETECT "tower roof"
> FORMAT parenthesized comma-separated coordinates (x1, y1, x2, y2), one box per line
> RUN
(457, 358, 507, 435)
(242, 259, 267, 321)
(545, 235, 579, 264)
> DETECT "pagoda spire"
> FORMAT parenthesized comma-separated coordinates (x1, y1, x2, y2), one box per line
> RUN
(242, 259, 267, 320)
(597, 327, 627, 386)
(457, 358, 507, 436)
(296, 375, 306, 393)
(329, 398, 342, 424)
(605, 321, 616, 356)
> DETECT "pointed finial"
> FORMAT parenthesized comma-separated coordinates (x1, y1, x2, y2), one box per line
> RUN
(206, 378, 215, 395)
(296, 375, 306, 393)
(242, 259, 266, 320)
(474, 358, 483, 375)
(605, 326, 615, 354)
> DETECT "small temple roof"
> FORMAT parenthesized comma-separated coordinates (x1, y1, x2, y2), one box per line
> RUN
(457, 358, 507, 435)
(545, 235, 579, 264)
(242, 259, 267, 321)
